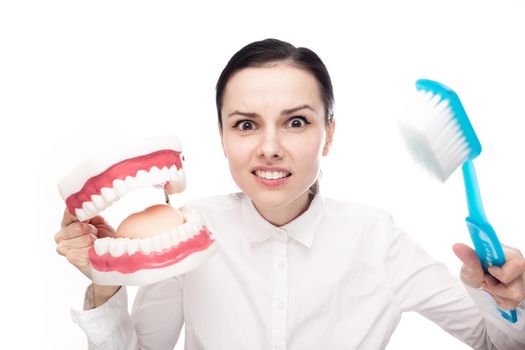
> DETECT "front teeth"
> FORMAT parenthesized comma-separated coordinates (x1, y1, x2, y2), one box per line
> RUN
(92, 209, 204, 257)
(255, 170, 290, 180)
(75, 165, 185, 220)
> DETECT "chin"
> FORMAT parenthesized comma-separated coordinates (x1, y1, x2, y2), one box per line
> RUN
(247, 186, 305, 209)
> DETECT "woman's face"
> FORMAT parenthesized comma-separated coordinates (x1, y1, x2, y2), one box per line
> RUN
(220, 63, 335, 211)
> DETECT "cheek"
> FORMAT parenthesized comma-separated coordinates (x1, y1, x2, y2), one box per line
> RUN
(223, 136, 254, 168)
(288, 134, 324, 166)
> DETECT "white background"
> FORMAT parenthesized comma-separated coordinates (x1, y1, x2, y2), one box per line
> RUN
(1, 0, 524, 348)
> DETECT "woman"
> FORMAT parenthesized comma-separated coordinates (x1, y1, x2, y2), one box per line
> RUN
(55, 38, 525, 349)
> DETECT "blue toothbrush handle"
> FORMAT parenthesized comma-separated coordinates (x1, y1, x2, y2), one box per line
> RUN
(462, 161, 518, 323)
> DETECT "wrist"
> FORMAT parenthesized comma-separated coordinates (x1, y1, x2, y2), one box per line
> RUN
(92, 283, 120, 307)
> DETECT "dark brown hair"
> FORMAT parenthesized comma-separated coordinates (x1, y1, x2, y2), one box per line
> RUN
(215, 38, 335, 128)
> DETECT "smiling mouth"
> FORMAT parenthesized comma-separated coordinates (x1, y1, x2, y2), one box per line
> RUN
(252, 170, 292, 180)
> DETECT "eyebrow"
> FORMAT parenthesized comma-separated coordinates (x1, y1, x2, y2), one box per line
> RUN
(227, 104, 315, 118)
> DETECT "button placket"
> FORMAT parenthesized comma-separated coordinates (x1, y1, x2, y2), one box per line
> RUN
(272, 228, 288, 350)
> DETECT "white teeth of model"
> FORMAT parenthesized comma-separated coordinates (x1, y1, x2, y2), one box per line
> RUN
(186, 221, 195, 234)
(191, 222, 200, 234)
(127, 238, 140, 255)
(160, 232, 172, 249)
(109, 238, 127, 257)
(113, 179, 128, 197)
(160, 166, 170, 182)
(91, 194, 107, 211)
(149, 166, 162, 185)
(100, 187, 117, 204)
(151, 235, 163, 252)
(169, 230, 181, 246)
(83, 201, 97, 216)
(180, 226, 191, 241)
(136, 170, 150, 188)
(94, 237, 110, 256)
(139, 238, 153, 255)
(168, 165, 178, 180)
(169, 170, 186, 193)
(75, 208, 88, 221)
(125, 175, 138, 191)
(189, 226, 198, 239)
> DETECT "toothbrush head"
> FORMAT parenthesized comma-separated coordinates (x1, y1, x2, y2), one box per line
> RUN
(397, 79, 482, 182)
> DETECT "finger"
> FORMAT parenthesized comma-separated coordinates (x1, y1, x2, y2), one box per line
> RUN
(65, 246, 92, 269)
(88, 215, 109, 226)
(502, 244, 523, 258)
(492, 294, 520, 310)
(488, 256, 525, 284)
(62, 221, 97, 240)
(481, 284, 520, 310)
(87, 215, 115, 238)
(61, 207, 78, 228)
(484, 274, 525, 302)
(453, 243, 484, 272)
(54, 229, 62, 244)
(56, 233, 96, 256)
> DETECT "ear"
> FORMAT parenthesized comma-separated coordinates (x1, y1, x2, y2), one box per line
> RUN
(322, 118, 335, 156)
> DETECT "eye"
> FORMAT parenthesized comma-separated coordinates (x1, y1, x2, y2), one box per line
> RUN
(233, 120, 257, 131)
(287, 116, 311, 128)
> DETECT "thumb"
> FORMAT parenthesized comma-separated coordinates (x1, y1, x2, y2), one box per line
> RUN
(453, 243, 483, 271)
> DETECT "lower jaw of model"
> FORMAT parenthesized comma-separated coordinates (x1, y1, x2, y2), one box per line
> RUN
(58, 136, 216, 286)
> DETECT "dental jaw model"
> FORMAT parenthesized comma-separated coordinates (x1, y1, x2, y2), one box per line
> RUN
(58, 136, 216, 286)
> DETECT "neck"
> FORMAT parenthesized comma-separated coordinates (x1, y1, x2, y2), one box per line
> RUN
(253, 191, 314, 226)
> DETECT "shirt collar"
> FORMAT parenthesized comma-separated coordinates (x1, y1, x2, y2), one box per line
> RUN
(240, 192, 325, 248)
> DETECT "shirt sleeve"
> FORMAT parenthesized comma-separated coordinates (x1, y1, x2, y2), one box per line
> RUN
(382, 214, 525, 349)
(70, 276, 185, 350)
(70, 284, 139, 349)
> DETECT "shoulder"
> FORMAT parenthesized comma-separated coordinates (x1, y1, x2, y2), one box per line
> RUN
(320, 195, 397, 248)
(322, 195, 392, 224)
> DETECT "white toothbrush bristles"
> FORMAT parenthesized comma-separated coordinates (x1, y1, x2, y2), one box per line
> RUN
(397, 90, 471, 182)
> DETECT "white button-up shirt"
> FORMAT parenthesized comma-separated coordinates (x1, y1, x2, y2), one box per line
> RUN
(71, 192, 525, 349)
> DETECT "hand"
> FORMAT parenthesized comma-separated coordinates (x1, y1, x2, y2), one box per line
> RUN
(453, 243, 525, 310)
(54, 208, 115, 280)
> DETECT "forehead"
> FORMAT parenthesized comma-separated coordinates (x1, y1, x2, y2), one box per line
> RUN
(222, 64, 323, 114)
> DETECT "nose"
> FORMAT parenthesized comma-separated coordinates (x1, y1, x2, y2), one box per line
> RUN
(257, 128, 283, 160)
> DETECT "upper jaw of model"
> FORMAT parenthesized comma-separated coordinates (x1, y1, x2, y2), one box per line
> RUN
(58, 136, 187, 221)
(58, 135, 216, 286)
